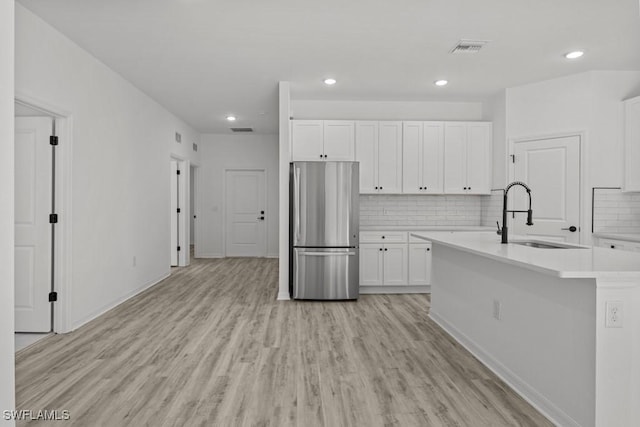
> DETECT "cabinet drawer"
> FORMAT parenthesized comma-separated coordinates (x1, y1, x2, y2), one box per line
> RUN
(360, 231, 408, 243)
(598, 239, 631, 251)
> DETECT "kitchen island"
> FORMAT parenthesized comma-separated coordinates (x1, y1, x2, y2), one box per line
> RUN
(412, 231, 640, 427)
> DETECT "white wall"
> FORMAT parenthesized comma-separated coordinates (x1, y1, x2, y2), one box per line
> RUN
(278, 83, 291, 300)
(505, 71, 640, 243)
(198, 133, 279, 258)
(15, 5, 200, 331)
(291, 99, 483, 121)
(0, 1, 15, 423)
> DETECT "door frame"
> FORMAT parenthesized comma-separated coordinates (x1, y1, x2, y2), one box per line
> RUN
(169, 154, 189, 267)
(15, 92, 73, 334)
(508, 131, 587, 244)
(189, 162, 201, 259)
(223, 168, 267, 257)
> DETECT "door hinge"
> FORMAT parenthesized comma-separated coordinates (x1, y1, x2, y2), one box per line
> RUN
(49, 291, 58, 302)
(510, 154, 515, 163)
(50, 136, 58, 146)
(49, 213, 58, 223)
(176, 170, 181, 175)
(177, 246, 181, 251)
(177, 208, 181, 213)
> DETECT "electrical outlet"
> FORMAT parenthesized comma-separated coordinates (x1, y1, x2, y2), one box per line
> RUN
(493, 300, 501, 320)
(605, 301, 623, 328)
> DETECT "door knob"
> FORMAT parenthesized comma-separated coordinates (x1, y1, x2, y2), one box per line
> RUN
(561, 226, 577, 232)
(261, 210, 264, 214)
(258, 217, 264, 220)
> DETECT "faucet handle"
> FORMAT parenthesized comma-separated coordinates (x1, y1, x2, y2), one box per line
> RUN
(496, 221, 502, 235)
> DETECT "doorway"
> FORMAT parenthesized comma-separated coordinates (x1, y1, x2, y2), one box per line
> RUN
(510, 134, 582, 243)
(225, 169, 266, 257)
(13, 98, 70, 349)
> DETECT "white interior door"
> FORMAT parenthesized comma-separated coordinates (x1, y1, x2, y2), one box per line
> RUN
(15, 117, 52, 332)
(512, 135, 581, 243)
(170, 161, 178, 266)
(225, 170, 266, 257)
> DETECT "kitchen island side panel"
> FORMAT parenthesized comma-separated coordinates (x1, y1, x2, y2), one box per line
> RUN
(430, 244, 596, 427)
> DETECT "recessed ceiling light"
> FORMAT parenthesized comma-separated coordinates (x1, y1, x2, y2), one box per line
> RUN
(226, 115, 237, 122)
(565, 51, 584, 59)
(324, 78, 337, 85)
(434, 80, 448, 87)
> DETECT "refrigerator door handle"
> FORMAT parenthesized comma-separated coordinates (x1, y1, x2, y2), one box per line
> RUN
(294, 167, 301, 243)
(299, 251, 356, 256)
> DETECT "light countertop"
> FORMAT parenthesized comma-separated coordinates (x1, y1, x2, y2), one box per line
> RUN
(411, 231, 640, 280)
(592, 232, 640, 243)
(360, 225, 494, 232)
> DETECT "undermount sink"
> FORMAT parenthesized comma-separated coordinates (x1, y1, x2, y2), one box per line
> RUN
(510, 240, 588, 249)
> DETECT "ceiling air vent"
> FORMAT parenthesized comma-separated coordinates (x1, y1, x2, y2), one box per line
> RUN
(450, 39, 490, 54)
(230, 127, 253, 133)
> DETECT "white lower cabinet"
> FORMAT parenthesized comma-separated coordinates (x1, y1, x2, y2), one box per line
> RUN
(359, 243, 407, 286)
(408, 243, 432, 285)
(360, 231, 432, 292)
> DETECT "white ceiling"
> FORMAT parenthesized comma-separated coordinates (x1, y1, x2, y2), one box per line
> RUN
(17, 0, 640, 134)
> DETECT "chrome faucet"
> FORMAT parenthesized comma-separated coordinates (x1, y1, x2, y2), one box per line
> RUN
(499, 181, 533, 244)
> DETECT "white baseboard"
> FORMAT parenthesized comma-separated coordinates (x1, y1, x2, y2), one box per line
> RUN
(429, 311, 579, 427)
(266, 254, 279, 259)
(69, 272, 170, 332)
(360, 285, 430, 294)
(196, 253, 224, 258)
(277, 291, 291, 300)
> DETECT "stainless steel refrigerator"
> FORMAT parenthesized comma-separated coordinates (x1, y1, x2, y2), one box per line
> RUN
(289, 161, 359, 300)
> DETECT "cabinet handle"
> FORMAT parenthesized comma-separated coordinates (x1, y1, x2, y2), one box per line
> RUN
(375, 186, 378, 189)
(469, 187, 471, 190)
(419, 187, 423, 190)
(319, 154, 323, 158)
(611, 245, 616, 249)
(384, 248, 388, 251)
(379, 248, 383, 251)
(426, 248, 430, 251)
(324, 154, 328, 158)
(380, 186, 383, 190)
(382, 236, 385, 239)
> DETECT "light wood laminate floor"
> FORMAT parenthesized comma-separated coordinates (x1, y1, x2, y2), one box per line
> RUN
(16, 257, 552, 426)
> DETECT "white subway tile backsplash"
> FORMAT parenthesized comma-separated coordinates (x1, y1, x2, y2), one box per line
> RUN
(593, 189, 640, 234)
(360, 194, 483, 226)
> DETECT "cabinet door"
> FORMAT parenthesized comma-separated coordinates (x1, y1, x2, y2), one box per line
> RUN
(360, 244, 384, 286)
(422, 122, 444, 193)
(377, 121, 403, 193)
(466, 122, 492, 195)
(402, 121, 422, 193)
(624, 96, 640, 192)
(443, 122, 467, 193)
(382, 243, 408, 286)
(599, 238, 631, 251)
(292, 120, 324, 161)
(408, 243, 432, 285)
(323, 120, 355, 161)
(355, 121, 379, 193)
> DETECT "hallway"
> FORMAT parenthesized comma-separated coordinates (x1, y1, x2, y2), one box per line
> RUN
(16, 257, 550, 426)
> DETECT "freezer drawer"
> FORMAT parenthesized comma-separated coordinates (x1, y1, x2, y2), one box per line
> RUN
(293, 248, 359, 300)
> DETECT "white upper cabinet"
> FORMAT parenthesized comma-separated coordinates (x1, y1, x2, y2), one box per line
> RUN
(443, 122, 492, 194)
(443, 123, 467, 193)
(355, 121, 402, 193)
(291, 120, 354, 161)
(291, 120, 324, 161)
(377, 122, 403, 193)
(466, 122, 492, 194)
(403, 121, 444, 194)
(355, 121, 378, 193)
(624, 96, 640, 192)
(323, 120, 355, 161)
